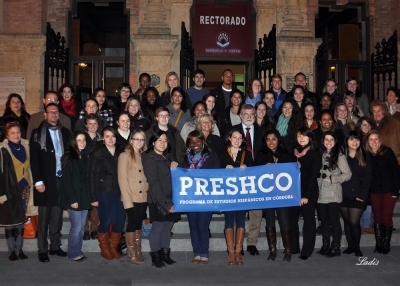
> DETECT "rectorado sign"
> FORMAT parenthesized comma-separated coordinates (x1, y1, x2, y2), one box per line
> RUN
(192, 2, 253, 58)
(171, 163, 301, 212)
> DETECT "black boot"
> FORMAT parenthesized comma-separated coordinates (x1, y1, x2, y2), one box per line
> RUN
(150, 250, 166, 268)
(316, 239, 330, 255)
(374, 224, 383, 254)
(382, 225, 393, 254)
(161, 248, 176, 265)
(326, 242, 341, 258)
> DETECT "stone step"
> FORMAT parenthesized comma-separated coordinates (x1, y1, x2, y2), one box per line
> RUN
(59, 214, 400, 235)
(0, 230, 393, 253)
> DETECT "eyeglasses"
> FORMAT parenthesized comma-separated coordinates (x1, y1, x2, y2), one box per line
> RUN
(121, 89, 131, 93)
(157, 114, 170, 119)
(131, 138, 145, 142)
(45, 98, 58, 102)
(45, 111, 60, 115)
(5, 121, 20, 127)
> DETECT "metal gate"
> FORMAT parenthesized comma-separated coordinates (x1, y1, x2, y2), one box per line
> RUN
(254, 25, 276, 88)
(371, 30, 398, 101)
(180, 22, 194, 89)
(44, 22, 69, 92)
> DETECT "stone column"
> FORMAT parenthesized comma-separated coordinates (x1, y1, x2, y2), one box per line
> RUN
(170, 0, 193, 75)
(0, 34, 46, 114)
(138, 0, 170, 35)
(275, 0, 321, 92)
(253, 0, 277, 46)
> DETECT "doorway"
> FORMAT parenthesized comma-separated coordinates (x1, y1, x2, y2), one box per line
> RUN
(197, 61, 249, 93)
(69, 1, 129, 101)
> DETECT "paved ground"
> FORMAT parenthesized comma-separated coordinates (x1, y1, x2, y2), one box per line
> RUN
(1, 246, 399, 286)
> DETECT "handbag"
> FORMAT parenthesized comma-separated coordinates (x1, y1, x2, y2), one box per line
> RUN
(142, 219, 152, 239)
(23, 216, 38, 238)
(149, 191, 174, 218)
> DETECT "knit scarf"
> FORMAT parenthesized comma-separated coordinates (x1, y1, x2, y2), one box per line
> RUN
(187, 149, 209, 169)
(276, 113, 291, 137)
(304, 119, 318, 131)
(294, 145, 311, 158)
(34, 120, 64, 153)
(60, 98, 76, 117)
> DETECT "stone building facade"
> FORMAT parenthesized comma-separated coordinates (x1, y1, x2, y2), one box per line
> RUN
(0, 0, 399, 114)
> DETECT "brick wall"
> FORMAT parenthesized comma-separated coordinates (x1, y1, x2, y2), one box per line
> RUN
(46, 0, 70, 39)
(2, 0, 46, 34)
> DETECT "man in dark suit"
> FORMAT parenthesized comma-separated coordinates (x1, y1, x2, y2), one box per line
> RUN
(231, 104, 266, 256)
(211, 69, 240, 115)
(30, 103, 71, 262)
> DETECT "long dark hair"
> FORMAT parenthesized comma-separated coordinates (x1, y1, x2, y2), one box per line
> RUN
(224, 128, 247, 149)
(342, 131, 366, 167)
(4, 93, 26, 113)
(320, 130, 339, 171)
(202, 93, 219, 124)
(254, 101, 273, 130)
(171, 87, 189, 112)
(62, 130, 86, 163)
(296, 126, 317, 150)
(260, 129, 287, 158)
(280, 98, 304, 141)
(141, 87, 162, 112)
(147, 130, 169, 155)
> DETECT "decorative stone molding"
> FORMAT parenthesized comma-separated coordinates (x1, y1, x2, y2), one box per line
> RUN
(139, 0, 171, 34)
(279, 0, 313, 38)
(131, 34, 179, 56)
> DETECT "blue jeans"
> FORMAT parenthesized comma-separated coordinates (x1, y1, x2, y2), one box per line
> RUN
(97, 192, 126, 233)
(360, 205, 373, 227)
(187, 212, 212, 257)
(224, 211, 246, 229)
(67, 209, 88, 259)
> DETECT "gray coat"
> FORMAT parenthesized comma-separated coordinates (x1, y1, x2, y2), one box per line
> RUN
(317, 153, 352, 204)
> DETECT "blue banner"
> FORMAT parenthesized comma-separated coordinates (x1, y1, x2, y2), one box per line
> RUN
(171, 163, 301, 212)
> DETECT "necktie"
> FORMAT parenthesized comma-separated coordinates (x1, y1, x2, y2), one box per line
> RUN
(53, 131, 62, 177)
(245, 127, 252, 154)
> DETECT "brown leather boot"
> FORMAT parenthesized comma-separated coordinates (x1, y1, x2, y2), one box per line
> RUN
(109, 232, 123, 260)
(134, 230, 146, 263)
(266, 227, 277, 261)
(225, 228, 235, 265)
(125, 232, 136, 263)
(235, 228, 245, 265)
(97, 232, 114, 260)
(281, 230, 292, 262)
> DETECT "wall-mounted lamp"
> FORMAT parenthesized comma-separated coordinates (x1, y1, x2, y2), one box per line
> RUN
(79, 63, 88, 70)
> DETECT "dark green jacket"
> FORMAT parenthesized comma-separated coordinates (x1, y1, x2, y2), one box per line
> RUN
(59, 156, 91, 210)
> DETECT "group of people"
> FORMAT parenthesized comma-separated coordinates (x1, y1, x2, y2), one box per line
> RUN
(0, 69, 399, 269)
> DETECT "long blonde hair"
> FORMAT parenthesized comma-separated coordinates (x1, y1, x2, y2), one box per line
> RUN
(163, 71, 180, 99)
(126, 129, 147, 162)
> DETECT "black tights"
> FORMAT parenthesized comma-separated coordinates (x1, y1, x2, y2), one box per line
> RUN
(339, 207, 363, 251)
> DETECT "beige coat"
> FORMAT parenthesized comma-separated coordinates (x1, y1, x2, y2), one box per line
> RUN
(118, 148, 149, 209)
(0, 139, 38, 216)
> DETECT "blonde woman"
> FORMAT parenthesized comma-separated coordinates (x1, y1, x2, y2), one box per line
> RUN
(160, 71, 192, 109)
(196, 113, 222, 153)
(118, 129, 149, 264)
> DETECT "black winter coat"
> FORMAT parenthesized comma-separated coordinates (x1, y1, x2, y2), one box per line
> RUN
(211, 85, 241, 115)
(142, 150, 177, 208)
(29, 123, 71, 206)
(341, 153, 372, 201)
(294, 145, 321, 199)
(369, 147, 400, 197)
(87, 142, 123, 203)
(0, 147, 25, 225)
(0, 110, 31, 141)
